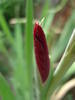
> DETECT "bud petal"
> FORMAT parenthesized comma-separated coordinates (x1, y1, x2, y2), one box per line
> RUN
(33, 22, 50, 83)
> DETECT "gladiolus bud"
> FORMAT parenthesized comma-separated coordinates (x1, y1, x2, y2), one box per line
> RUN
(33, 22, 50, 83)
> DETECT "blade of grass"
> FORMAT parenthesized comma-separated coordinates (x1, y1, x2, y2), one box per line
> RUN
(41, 0, 68, 38)
(47, 44, 75, 100)
(42, 13, 54, 38)
(0, 10, 13, 45)
(0, 0, 23, 11)
(0, 74, 15, 100)
(13, 23, 25, 80)
(51, 10, 75, 62)
(14, 24, 24, 68)
(33, 54, 40, 100)
(0, 31, 15, 69)
(12, 24, 26, 99)
(63, 62, 75, 82)
(49, 0, 68, 13)
(41, 0, 55, 38)
(54, 29, 75, 74)
(25, 0, 33, 100)
(41, 0, 50, 18)
(0, 36, 14, 68)
(47, 29, 75, 99)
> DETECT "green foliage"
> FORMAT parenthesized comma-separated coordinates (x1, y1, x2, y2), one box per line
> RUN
(51, 10, 75, 62)
(0, 74, 15, 100)
(0, 0, 23, 10)
(25, 0, 33, 100)
(0, 0, 75, 100)
(0, 11, 13, 44)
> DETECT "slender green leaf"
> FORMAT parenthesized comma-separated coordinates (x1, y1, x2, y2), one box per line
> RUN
(0, 74, 15, 100)
(63, 62, 75, 82)
(14, 24, 24, 67)
(49, 0, 68, 13)
(47, 29, 75, 99)
(41, 0, 50, 18)
(0, 0, 23, 10)
(51, 10, 75, 62)
(41, 0, 54, 37)
(0, 10, 13, 45)
(25, 0, 33, 100)
(41, 0, 68, 38)
(12, 24, 26, 99)
(42, 12, 54, 38)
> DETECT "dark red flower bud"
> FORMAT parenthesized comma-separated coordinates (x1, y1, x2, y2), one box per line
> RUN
(33, 22, 50, 83)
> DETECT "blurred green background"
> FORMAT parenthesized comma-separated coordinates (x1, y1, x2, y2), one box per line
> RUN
(0, 0, 75, 100)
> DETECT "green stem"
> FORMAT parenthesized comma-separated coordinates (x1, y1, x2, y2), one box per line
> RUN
(25, 0, 33, 100)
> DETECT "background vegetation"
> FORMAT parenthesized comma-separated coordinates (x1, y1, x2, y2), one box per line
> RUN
(0, 0, 75, 100)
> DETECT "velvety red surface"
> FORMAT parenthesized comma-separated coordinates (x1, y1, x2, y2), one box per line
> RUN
(33, 22, 50, 83)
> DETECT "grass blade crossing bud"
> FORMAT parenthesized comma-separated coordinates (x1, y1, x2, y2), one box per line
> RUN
(33, 22, 50, 83)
